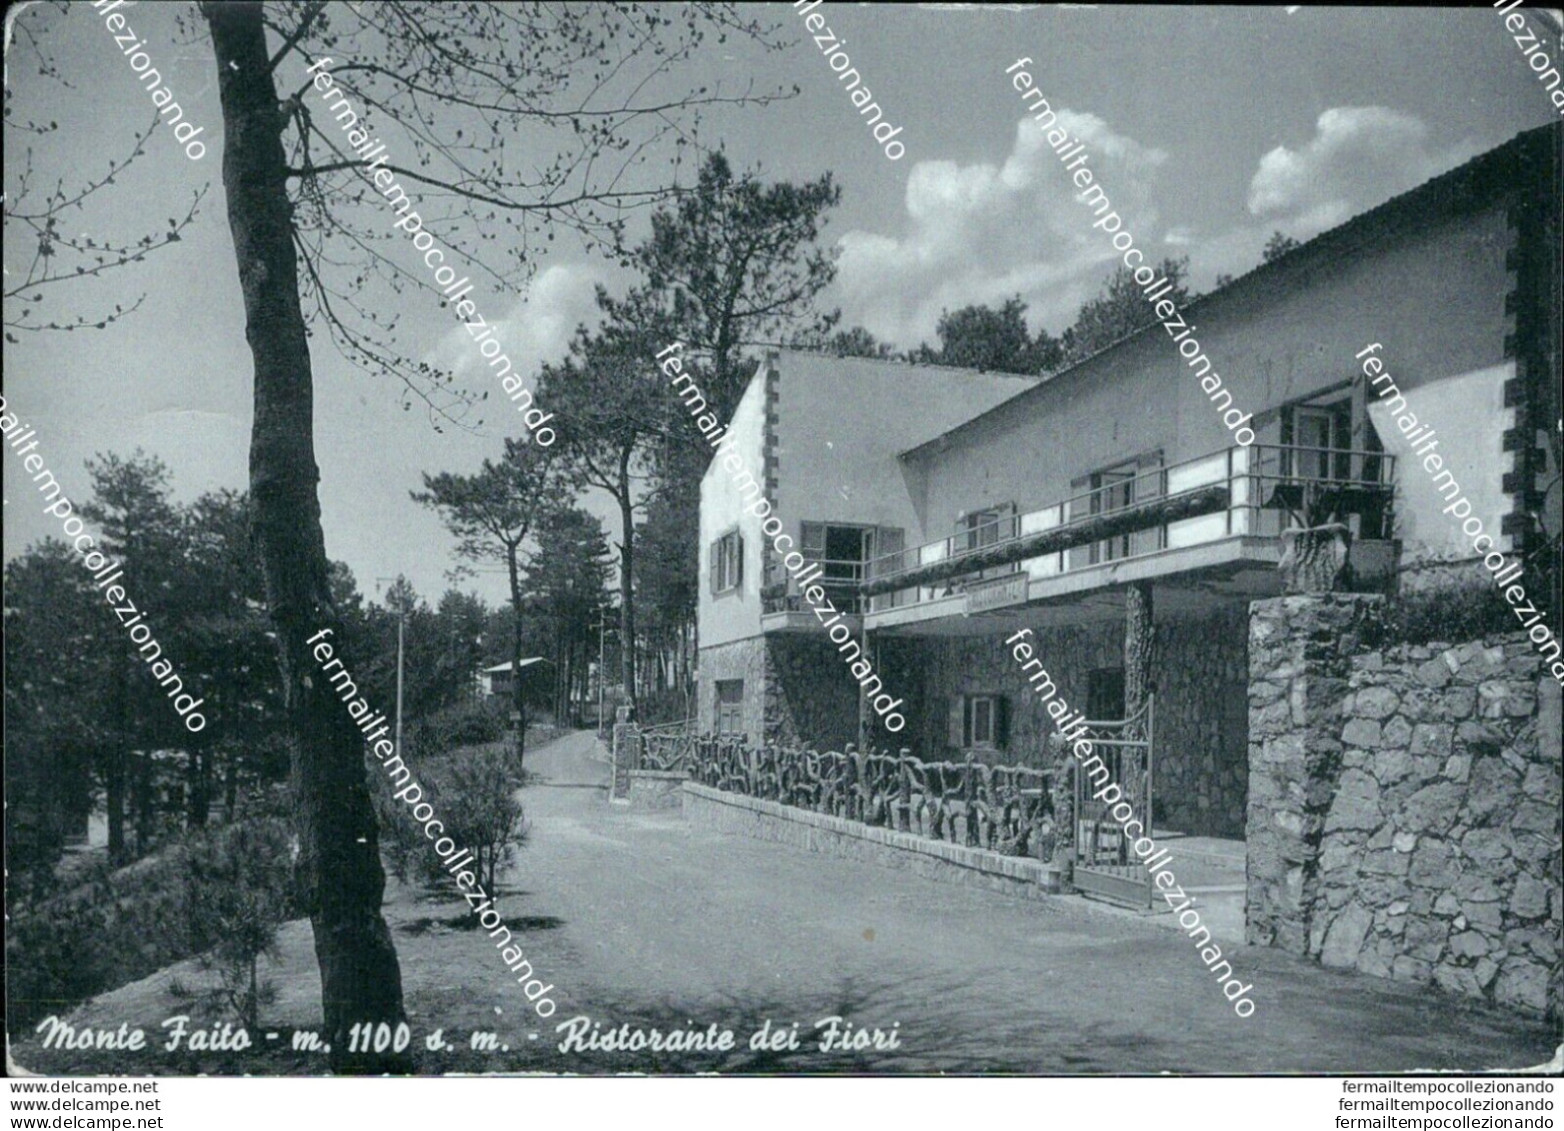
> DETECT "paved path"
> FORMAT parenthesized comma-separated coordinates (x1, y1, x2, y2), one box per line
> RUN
(512, 731, 1560, 1073)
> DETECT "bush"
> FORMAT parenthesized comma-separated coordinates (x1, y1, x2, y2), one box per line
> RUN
(5, 817, 295, 1035)
(373, 746, 526, 892)
(406, 699, 510, 760)
(436, 748, 528, 892)
(635, 687, 695, 729)
(168, 819, 294, 1029)
(6, 896, 116, 1035)
(1383, 573, 1515, 647)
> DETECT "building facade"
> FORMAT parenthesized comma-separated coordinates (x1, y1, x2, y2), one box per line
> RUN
(696, 122, 1561, 845)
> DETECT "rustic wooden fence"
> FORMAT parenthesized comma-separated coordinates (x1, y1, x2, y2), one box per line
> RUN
(659, 733, 1056, 860)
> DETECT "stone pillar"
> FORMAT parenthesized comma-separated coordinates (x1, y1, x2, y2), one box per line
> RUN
(610, 704, 637, 802)
(1246, 594, 1384, 952)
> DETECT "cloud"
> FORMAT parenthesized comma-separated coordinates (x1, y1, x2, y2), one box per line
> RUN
(834, 108, 1169, 347)
(425, 262, 606, 389)
(1247, 107, 1481, 238)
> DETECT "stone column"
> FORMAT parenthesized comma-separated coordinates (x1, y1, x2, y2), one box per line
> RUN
(610, 704, 637, 802)
(1246, 593, 1384, 952)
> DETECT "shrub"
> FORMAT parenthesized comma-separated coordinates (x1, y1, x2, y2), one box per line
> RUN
(635, 687, 695, 729)
(372, 746, 526, 892)
(5, 817, 294, 1035)
(406, 699, 509, 760)
(1383, 573, 1515, 647)
(168, 819, 294, 1029)
(435, 748, 528, 892)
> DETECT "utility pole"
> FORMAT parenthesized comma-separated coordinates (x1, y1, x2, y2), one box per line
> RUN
(376, 578, 406, 761)
(598, 604, 607, 731)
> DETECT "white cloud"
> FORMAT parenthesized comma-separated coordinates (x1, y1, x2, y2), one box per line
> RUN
(425, 262, 606, 388)
(834, 108, 1169, 347)
(1247, 107, 1481, 238)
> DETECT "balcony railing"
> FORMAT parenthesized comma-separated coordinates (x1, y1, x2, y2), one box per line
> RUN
(863, 443, 1395, 613)
(762, 557, 869, 615)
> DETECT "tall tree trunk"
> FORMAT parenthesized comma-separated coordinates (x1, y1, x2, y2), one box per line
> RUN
(1123, 580, 1154, 841)
(204, 3, 408, 1073)
(1124, 581, 1154, 720)
(223, 740, 239, 822)
(132, 751, 151, 856)
(616, 448, 637, 716)
(187, 685, 211, 827)
(107, 655, 128, 864)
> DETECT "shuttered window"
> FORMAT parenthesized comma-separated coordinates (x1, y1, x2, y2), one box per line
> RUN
(710, 529, 743, 594)
(716, 680, 744, 734)
(951, 693, 1010, 751)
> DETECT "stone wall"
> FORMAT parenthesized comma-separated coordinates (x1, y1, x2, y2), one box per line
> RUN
(1150, 605, 1250, 838)
(1319, 633, 1561, 1018)
(1248, 594, 1388, 954)
(681, 782, 1060, 900)
(626, 769, 687, 810)
(697, 634, 866, 752)
(1249, 594, 1562, 1019)
(877, 600, 1249, 837)
(765, 635, 862, 751)
(878, 622, 1121, 768)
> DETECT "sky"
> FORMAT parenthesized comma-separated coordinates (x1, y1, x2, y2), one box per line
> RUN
(4, 2, 1560, 609)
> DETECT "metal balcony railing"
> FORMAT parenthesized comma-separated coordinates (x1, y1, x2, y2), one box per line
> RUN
(862, 443, 1396, 613)
(762, 557, 869, 615)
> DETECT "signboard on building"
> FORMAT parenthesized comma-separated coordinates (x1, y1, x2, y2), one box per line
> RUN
(965, 572, 1028, 615)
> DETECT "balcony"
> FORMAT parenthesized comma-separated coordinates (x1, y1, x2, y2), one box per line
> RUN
(862, 443, 1395, 626)
(761, 557, 868, 632)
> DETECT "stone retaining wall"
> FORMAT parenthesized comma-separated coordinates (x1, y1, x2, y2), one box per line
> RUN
(1317, 633, 1560, 1018)
(681, 783, 1060, 900)
(1249, 593, 1561, 1019)
(627, 769, 687, 810)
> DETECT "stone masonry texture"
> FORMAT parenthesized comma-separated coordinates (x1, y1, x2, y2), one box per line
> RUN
(1249, 593, 1561, 1020)
(698, 634, 862, 751)
(878, 601, 1249, 838)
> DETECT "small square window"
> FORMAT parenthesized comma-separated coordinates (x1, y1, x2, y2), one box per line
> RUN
(950, 694, 1009, 751)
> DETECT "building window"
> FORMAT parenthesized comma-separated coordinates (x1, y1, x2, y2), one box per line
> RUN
(1272, 397, 1391, 539)
(710, 529, 743, 595)
(948, 693, 1009, 750)
(1090, 461, 1138, 562)
(1067, 453, 1164, 567)
(715, 680, 744, 735)
(952, 504, 1018, 584)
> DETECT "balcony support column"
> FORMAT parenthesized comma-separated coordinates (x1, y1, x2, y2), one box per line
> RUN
(1124, 580, 1155, 719)
(857, 625, 873, 754)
